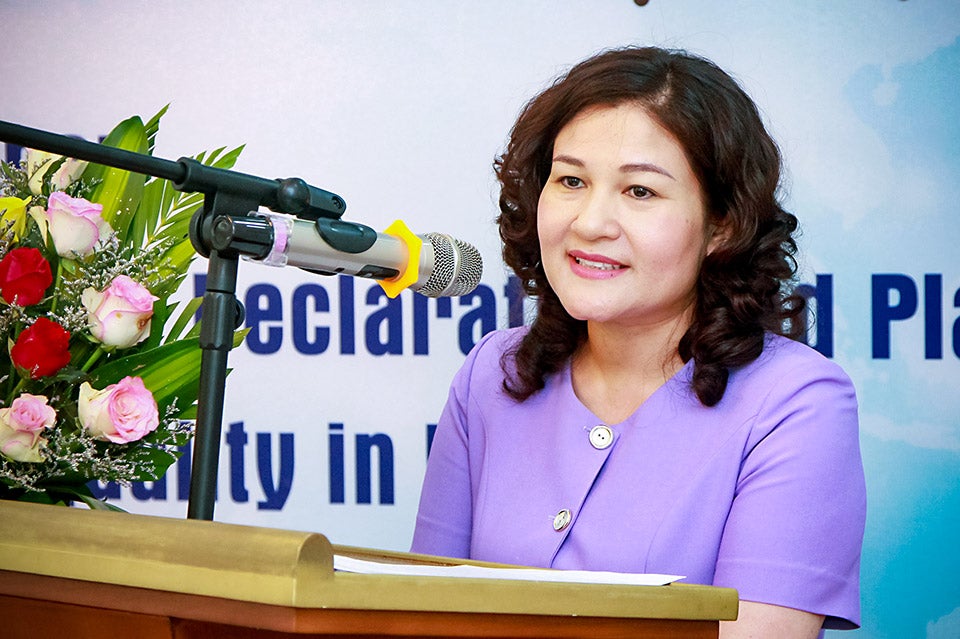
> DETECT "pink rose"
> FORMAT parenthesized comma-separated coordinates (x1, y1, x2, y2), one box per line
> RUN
(0, 393, 56, 463)
(78, 376, 159, 444)
(81, 275, 158, 349)
(44, 191, 112, 258)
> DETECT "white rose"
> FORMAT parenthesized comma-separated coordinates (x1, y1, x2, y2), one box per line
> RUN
(25, 150, 87, 195)
(44, 191, 112, 258)
(81, 275, 158, 349)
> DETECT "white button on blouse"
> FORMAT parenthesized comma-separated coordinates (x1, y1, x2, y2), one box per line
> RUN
(588, 424, 614, 450)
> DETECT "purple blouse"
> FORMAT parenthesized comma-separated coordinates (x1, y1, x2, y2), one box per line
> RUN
(411, 328, 865, 630)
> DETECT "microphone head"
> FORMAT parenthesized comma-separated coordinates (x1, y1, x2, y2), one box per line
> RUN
(418, 233, 483, 297)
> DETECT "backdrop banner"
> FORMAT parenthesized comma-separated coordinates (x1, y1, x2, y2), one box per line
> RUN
(2, 2, 958, 637)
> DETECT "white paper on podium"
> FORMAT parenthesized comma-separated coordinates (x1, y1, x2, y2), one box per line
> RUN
(333, 555, 683, 586)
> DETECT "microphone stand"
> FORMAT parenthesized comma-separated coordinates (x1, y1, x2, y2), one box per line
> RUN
(0, 120, 345, 520)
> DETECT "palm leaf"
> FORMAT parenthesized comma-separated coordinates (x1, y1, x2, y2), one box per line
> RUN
(141, 300, 173, 350)
(165, 297, 204, 344)
(137, 145, 245, 303)
(142, 105, 169, 155)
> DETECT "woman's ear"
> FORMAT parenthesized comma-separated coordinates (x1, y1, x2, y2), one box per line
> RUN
(706, 218, 732, 256)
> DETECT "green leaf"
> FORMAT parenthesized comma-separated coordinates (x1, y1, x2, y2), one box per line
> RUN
(86, 338, 204, 415)
(133, 142, 246, 299)
(210, 145, 245, 169)
(81, 116, 149, 242)
(234, 328, 249, 347)
(162, 238, 198, 270)
(165, 297, 203, 344)
(137, 179, 165, 247)
(88, 327, 247, 413)
(38, 482, 127, 511)
(76, 493, 127, 512)
(127, 195, 150, 248)
(184, 319, 203, 340)
(15, 489, 63, 506)
(124, 445, 181, 482)
(143, 105, 170, 155)
(142, 298, 171, 349)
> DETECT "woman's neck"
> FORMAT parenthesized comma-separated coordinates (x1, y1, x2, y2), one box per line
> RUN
(570, 318, 689, 424)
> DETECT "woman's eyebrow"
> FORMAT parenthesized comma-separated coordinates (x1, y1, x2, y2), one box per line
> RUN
(552, 154, 584, 167)
(621, 162, 675, 180)
(552, 155, 675, 180)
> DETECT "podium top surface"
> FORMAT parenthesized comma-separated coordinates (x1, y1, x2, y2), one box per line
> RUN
(0, 500, 737, 621)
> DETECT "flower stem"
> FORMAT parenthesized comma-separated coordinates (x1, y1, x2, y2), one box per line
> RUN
(50, 259, 63, 315)
(9, 377, 27, 399)
(81, 347, 105, 373)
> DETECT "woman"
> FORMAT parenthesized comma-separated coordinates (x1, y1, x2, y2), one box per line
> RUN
(411, 47, 866, 637)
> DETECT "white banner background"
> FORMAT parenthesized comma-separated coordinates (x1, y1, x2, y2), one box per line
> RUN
(2, 2, 959, 637)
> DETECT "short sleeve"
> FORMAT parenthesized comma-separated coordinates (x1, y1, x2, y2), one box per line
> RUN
(409, 383, 472, 557)
(713, 357, 866, 629)
(410, 330, 507, 558)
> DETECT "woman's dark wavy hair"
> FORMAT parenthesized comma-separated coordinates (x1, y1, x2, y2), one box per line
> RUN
(495, 46, 805, 407)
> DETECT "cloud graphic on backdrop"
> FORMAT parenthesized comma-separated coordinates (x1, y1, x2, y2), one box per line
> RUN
(844, 36, 960, 237)
(927, 605, 960, 639)
(848, 37, 960, 163)
(832, 37, 960, 455)
(861, 413, 960, 454)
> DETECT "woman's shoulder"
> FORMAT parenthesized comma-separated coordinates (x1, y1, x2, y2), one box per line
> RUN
(725, 333, 858, 416)
(717, 334, 855, 411)
(470, 325, 528, 359)
(450, 326, 529, 393)
(747, 333, 852, 383)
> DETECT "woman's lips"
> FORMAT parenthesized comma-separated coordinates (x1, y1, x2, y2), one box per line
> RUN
(568, 251, 626, 279)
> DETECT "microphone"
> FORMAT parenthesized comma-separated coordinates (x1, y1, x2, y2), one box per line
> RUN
(227, 211, 483, 298)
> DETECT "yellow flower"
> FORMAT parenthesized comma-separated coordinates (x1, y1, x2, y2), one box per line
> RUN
(0, 196, 31, 239)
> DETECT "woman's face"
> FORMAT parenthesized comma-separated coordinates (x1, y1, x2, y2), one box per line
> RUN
(537, 103, 721, 331)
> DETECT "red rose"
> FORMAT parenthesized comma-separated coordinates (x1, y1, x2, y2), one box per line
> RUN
(0, 247, 53, 306)
(10, 317, 71, 380)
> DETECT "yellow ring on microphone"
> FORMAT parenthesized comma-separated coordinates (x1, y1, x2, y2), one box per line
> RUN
(377, 219, 423, 298)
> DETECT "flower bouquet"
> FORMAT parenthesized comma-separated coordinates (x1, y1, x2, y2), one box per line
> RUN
(0, 107, 244, 508)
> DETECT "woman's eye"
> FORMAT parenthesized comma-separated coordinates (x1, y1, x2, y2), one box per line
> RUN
(628, 185, 653, 199)
(559, 176, 583, 188)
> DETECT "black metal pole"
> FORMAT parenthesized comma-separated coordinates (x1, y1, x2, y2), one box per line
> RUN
(0, 120, 346, 221)
(186, 249, 240, 520)
(0, 120, 185, 181)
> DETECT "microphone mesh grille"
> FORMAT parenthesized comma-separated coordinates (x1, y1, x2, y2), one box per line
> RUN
(420, 233, 483, 297)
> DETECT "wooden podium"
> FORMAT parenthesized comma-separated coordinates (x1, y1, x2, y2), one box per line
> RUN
(0, 500, 737, 638)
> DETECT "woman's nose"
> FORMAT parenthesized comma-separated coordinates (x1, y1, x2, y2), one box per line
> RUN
(570, 190, 620, 239)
